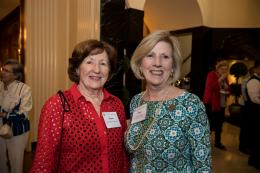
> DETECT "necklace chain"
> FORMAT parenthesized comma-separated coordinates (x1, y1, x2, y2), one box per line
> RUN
(78, 85, 103, 105)
(86, 92, 103, 106)
(85, 91, 103, 100)
(128, 101, 163, 151)
(127, 87, 171, 151)
(146, 86, 170, 101)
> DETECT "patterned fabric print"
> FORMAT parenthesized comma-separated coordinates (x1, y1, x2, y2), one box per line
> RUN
(125, 92, 212, 173)
(126, 100, 163, 151)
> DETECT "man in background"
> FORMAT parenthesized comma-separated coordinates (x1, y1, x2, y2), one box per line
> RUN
(245, 60, 260, 170)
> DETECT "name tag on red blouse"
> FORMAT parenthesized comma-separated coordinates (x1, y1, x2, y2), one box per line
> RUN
(102, 112, 121, 128)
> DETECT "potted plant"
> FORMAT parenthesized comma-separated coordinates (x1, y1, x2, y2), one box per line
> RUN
(228, 62, 248, 117)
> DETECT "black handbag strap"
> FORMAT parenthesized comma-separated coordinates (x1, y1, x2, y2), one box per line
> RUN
(57, 90, 70, 113)
(54, 90, 70, 173)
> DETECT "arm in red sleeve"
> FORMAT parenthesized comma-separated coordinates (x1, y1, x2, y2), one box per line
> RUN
(30, 95, 63, 173)
(118, 101, 129, 173)
(203, 71, 219, 104)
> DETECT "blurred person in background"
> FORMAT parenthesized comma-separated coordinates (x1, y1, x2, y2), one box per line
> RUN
(239, 66, 255, 154)
(0, 59, 32, 173)
(203, 60, 230, 150)
(245, 60, 260, 170)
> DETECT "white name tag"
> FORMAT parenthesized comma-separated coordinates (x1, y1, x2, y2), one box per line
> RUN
(131, 104, 147, 124)
(102, 112, 121, 128)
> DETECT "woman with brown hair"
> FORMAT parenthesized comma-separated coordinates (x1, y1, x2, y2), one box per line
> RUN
(30, 39, 128, 172)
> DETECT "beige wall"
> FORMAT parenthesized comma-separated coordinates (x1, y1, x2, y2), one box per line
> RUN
(143, 0, 260, 32)
(198, 0, 260, 28)
(144, 0, 203, 32)
(25, 0, 100, 145)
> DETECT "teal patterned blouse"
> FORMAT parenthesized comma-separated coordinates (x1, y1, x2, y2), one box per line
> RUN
(125, 92, 212, 173)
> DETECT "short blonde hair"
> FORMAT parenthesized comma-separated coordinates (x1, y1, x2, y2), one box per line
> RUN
(215, 60, 228, 70)
(130, 30, 182, 84)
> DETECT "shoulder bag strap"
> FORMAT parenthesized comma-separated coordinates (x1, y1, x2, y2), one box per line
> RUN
(54, 90, 70, 173)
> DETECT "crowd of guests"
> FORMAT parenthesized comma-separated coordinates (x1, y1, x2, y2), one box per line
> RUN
(203, 57, 260, 170)
(1, 29, 259, 172)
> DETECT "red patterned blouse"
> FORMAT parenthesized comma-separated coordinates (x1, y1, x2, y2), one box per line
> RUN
(30, 84, 129, 173)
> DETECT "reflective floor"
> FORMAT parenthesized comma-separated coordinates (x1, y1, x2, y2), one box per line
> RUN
(23, 122, 260, 173)
(212, 122, 260, 173)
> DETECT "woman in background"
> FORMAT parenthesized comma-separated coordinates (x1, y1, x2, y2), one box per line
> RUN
(0, 59, 32, 173)
(30, 39, 128, 172)
(125, 30, 211, 173)
(203, 60, 230, 150)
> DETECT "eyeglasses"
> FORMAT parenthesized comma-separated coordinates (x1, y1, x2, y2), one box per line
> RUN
(0, 67, 13, 73)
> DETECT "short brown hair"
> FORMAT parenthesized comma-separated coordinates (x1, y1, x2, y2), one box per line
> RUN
(68, 39, 117, 83)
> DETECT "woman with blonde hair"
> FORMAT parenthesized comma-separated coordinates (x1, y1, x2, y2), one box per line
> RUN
(203, 59, 230, 150)
(125, 30, 212, 172)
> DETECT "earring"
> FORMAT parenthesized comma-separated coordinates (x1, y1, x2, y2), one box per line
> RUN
(170, 71, 174, 78)
(76, 68, 79, 75)
(140, 69, 144, 78)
